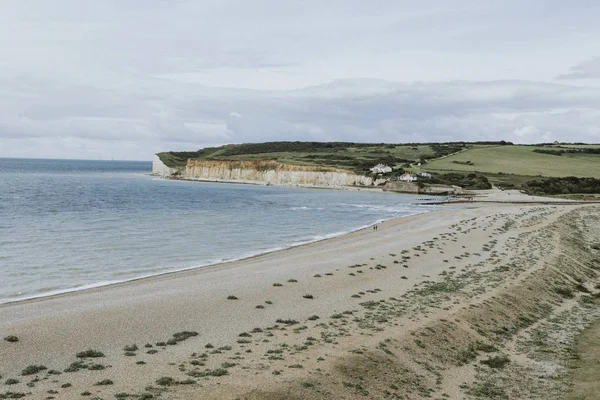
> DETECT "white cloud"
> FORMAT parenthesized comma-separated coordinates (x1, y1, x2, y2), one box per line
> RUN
(557, 57, 600, 80)
(513, 126, 541, 138)
(1, 0, 600, 159)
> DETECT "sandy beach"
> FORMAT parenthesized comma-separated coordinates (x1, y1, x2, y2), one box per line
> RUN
(1, 201, 599, 399)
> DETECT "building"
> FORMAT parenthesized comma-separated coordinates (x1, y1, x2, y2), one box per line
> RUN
(398, 173, 418, 182)
(370, 164, 392, 174)
(417, 172, 432, 178)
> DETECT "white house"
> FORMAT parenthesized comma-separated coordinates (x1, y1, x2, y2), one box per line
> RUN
(370, 164, 392, 174)
(398, 173, 418, 182)
(418, 172, 432, 178)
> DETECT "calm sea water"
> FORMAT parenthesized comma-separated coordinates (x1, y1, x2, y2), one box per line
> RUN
(0, 158, 435, 303)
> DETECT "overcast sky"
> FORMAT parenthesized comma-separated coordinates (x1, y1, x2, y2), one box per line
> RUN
(1, 0, 600, 160)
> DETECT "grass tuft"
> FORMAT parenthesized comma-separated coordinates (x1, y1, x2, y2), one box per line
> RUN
(155, 377, 176, 386)
(76, 349, 105, 358)
(21, 365, 47, 376)
(94, 379, 114, 386)
(480, 355, 511, 369)
(276, 319, 299, 325)
(172, 331, 199, 342)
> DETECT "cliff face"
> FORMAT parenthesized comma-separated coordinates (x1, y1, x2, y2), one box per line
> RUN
(185, 159, 375, 187)
(152, 155, 179, 177)
(153, 158, 375, 187)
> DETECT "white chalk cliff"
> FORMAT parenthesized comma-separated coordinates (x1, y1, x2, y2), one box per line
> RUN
(152, 155, 179, 177)
(152, 157, 377, 188)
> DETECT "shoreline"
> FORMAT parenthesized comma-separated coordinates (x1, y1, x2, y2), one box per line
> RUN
(151, 174, 387, 193)
(0, 207, 439, 307)
(2, 202, 598, 400)
(0, 193, 578, 310)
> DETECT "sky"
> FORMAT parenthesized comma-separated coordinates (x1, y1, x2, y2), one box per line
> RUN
(1, 0, 599, 160)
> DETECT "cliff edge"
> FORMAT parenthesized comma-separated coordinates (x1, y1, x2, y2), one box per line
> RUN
(152, 157, 379, 188)
(152, 155, 179, 177)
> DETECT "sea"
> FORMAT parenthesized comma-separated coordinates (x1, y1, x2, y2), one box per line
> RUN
(0, 158, 437, 304)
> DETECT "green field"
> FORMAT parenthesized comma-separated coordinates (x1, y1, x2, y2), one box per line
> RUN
(422, 145, 600, 178)
(214, 145, 434, 170)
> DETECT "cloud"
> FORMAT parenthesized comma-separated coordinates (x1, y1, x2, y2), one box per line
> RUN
(1, 1, 600, 159)
(3, 76, 599, 160)
(557, 57, 600, 80)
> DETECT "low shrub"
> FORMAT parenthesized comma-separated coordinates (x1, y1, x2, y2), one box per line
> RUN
(480, 355, 511, 369)
(276, 319, 299, 325)
(21, 365, 47, 376)
(76, 349, 105, 358)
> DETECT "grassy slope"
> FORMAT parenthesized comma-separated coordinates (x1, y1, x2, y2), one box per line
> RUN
(569, 313, 600, 400)
(217, 145, 432, 168)
(422, 145, 600, 178)
(158, 143, 434, 173)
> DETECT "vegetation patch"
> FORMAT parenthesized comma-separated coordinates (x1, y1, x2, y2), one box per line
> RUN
(480, 355, 511, 369)
(0, 392, 26, 399)
(21, 365, 47, 376)
(187, 369, 228, 378)
(76, 349, 105, 358)
(276, 319, 299, 325)
(64, 360, 88, 373)
(522, 176, 600, 195)
(425, 172, 492, 190)
(172, 331, 199, 342)
(155, 377, 176, 386)
(467, 382, 509, 399)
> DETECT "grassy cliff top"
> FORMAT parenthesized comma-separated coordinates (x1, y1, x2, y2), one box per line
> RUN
(157, 141, 507, 173)
(157, 141, 599, 178)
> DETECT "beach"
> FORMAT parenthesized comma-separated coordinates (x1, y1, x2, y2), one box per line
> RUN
(1, 201, 599, 399)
